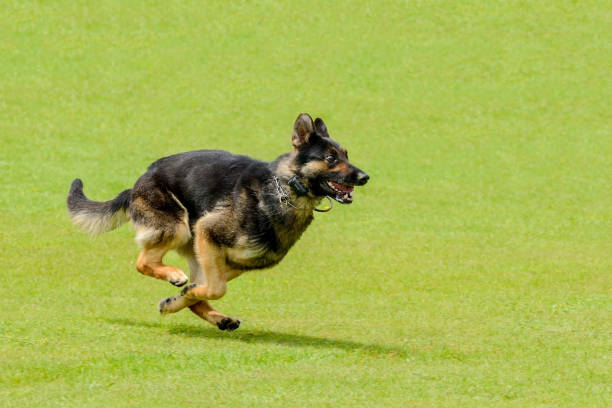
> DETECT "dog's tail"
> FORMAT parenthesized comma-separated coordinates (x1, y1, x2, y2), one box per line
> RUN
(67, 178, 132, 235)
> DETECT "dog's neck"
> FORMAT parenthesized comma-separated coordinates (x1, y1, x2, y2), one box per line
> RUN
(269, 153, 322, 212)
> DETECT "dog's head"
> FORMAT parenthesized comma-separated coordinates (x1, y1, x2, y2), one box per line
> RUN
(290, 113, 369, 204)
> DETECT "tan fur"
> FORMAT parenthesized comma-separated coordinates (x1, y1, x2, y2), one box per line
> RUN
(301, 160, 329, 177)
(132, 194, 192, 286)
(275, 152, 298, 176)
(333, 161, 350, 173)
(189, 301, 233, 326)
(226, 234, 266, 264)
(136, 248, 187, 286)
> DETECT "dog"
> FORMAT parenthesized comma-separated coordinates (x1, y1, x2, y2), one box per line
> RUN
(67, 113, 369, 331)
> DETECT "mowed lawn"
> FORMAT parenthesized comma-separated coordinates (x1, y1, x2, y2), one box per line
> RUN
(1, 1, 610, 407)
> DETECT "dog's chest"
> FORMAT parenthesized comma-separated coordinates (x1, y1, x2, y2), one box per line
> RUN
(225, 240, 284, 269)
(224, 210, 313, 270)
(273, 210, 313, 249)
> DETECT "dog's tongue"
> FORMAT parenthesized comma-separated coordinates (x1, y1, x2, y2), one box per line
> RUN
(331, 182, 354, 194)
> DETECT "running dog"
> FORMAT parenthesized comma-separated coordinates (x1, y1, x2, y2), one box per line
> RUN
(67, 113, 369, 331)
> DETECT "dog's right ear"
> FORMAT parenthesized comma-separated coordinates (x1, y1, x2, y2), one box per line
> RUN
(292, 113, 314, 149)
(314, 118, 329, 138)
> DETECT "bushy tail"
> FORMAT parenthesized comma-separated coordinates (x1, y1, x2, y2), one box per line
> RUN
(67, 178, 132, 235)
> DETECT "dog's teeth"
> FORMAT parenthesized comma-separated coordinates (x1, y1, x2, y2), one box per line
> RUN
(343, 193, 349, 200)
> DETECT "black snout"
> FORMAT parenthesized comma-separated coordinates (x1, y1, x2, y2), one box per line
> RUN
(355, 171, 369, 186)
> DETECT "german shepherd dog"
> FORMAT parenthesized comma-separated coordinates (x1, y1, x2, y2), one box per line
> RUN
(67, 114, 369, 331)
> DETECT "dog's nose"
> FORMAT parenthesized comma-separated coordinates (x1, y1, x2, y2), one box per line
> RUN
(356, 172, 369, 186)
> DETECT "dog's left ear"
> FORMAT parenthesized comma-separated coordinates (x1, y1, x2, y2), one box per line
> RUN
(292, 113, 314, 148)
(314, 118, 329, 138)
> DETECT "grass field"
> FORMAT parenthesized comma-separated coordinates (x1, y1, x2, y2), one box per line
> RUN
(1, 1, 611, 406)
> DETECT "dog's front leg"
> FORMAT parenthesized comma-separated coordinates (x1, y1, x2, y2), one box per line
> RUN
(159, 226, 242, 330)
(188, 300, 241, 331)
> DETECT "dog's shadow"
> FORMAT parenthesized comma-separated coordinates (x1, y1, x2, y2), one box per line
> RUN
(105, 317, 406, 358)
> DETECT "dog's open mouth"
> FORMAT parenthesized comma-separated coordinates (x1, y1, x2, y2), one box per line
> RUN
(326, 181, 354, 204)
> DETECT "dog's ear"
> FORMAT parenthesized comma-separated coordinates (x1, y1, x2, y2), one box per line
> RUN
(314, 118, 329, 138)
(292, 113, 314, 148)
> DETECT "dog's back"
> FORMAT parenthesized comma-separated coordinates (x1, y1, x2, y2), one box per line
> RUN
(133, 149, 272, 225)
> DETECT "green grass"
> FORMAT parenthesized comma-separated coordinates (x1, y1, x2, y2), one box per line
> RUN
(1, 1, 611, 406)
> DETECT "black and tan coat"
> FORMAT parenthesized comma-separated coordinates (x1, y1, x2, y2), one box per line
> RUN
(67, 113, 369, 331)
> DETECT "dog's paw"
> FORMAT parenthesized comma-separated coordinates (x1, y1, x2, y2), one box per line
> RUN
(217, 317, 241, 332)
(167, 271, 188, 287)
(158, 295, 186, 314)
(158, 296, 175, 314)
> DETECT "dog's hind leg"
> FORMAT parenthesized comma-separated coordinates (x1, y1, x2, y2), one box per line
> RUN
(133, 222, 191, 287)
(136, 243, 189, 287)
(131, 194, 191, 287)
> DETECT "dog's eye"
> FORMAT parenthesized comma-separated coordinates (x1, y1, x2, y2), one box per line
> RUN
(325, 154, 337, 164)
